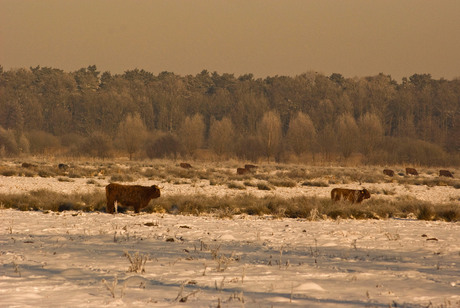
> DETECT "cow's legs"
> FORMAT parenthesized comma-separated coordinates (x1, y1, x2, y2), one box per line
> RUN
(106, 199, 115, 214)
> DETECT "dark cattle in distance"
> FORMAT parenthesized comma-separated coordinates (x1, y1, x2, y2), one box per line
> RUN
(58, 163, 69, 171)
(244, 164, 258, 172)
(405, 168, 419, 176)
(180, 163, 192, 169)
(105, 183, 161, 214)
(237, 167, 249, 175)
(21, 162, 36, 168)
(439, 170, 453, 178)
(331, 188, 371, 203)
(383, 169, 395, 177)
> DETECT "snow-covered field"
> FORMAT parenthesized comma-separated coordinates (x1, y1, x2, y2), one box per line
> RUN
(0, 166, 459, 307)
(1, 209, 459, 307)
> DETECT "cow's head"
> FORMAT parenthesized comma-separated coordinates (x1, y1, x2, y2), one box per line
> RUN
(150, 185, 161, 198)
(361, 189, 371, 200)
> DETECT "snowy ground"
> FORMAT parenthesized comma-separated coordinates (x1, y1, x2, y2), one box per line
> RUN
(1, 209, 460, 307)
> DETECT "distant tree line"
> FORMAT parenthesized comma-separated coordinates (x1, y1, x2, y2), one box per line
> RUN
(0, 65, 459, 165)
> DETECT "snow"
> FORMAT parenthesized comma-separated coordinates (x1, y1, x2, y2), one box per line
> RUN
(1, 209, 459, 307)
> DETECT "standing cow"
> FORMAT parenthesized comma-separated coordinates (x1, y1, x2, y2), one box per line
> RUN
(439, 170, 453, 178)
(405, 168, 419, 176)
(331, 188, 371, 203)
(244, 164, 258, 172)
(237, 167, 249, 175)
(383, 169, 395, 177)
(105, 183, 161, 214)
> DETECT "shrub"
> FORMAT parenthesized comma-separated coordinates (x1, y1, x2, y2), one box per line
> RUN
(78, 132, 113, 159)
(235, 136, 264, 162)
(0, 127, 18, 156)
(434, 204, 460, 222)
(416, 204, 435, 221)
(26, 130, 60, 154)
(145, 133, 182, 159)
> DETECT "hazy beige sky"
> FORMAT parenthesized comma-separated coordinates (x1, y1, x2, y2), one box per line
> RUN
(1, 0, 460, 80)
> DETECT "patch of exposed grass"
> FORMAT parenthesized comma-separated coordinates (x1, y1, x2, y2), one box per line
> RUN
(58, 177, 74, 182)
(1, 189, 458, 222)
(86, 179, 100, 186)
(0, 190, 106, 212)
(227, 181, 246, 190)
(268, 178, 297, 188)
(257, 181, 273, 191)
(302, 180, 329, 187)
(37, 169, 55, 178)
(1, 169, 17, 176)
(434, 204, 460, 222)
(243, 180, 257, 187)
(110, 173, 135, 182)
(274, 169, 308, 181)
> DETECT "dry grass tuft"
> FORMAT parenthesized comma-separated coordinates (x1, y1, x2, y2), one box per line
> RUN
(124, 250, 148, 273)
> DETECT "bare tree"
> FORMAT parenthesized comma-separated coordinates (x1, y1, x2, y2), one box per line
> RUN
(258, 111, 282, 162)
(335, 113, 359, 159)
(286, 111, 316, 156)
(145, 132, 182, 159)
(0, 126, 18, 156)
(79, 131, 112, 159)
(317, 124, 336, 161)
(117, 113, 147, 160)
(209, 117, 235, 157)
(359, 112, 384, 157)
(178, 113, 205, 157)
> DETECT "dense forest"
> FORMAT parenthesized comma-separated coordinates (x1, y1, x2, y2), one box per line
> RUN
(0, 65, 459, 166)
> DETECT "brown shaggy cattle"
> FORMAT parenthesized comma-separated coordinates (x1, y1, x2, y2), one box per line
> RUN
(405, 167, 419, 176)
(105, 183, 161, 214)
(383, 169, 395, 177)
(237, 167, 249, 175)
(331, 188, 371, 203)
(439, 169, 453, 178)
(244, 164, 258, 172)
(58, 163, 69, 171)
(180, 162, 192, 169)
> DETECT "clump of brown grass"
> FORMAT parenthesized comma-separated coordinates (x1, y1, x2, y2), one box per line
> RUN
(302, 180, 329, 187)
(0, 189, 105, 212)
(434, 204, 460, 222)
(227, 181, 246, 190)
(268, 178, 297, 188)
(1, 169, 17, 176)
(257, 181, 273, 191)
(416, 204, 436, 220)
(110, 173, 135, 182)
(124, 250, 148, 273)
